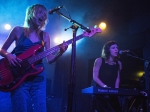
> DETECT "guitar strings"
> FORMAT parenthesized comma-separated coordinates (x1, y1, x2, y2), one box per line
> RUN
(0, 51, 49, 79)
(0, 32, 88, 76)
(0, 59, 30, 78)
(0, 44, 63, 80)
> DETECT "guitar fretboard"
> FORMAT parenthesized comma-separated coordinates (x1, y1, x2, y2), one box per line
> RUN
(28, 34, 84, 64)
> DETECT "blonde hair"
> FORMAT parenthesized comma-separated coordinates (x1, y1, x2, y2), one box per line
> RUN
(23, 4, 48, 31)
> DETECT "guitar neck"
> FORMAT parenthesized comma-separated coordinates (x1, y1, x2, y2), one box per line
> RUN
(28, 34, 84, 64)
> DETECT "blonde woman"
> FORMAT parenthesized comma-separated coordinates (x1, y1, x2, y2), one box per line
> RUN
(0, 4, 67, 112)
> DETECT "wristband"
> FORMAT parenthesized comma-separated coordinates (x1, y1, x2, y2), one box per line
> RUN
(103, 85, 107, 88)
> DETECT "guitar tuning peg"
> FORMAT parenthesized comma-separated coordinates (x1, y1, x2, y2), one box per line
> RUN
(94, 25, 97, 28)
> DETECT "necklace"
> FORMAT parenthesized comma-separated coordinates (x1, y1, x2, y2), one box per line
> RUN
(105, 61, 116, 65)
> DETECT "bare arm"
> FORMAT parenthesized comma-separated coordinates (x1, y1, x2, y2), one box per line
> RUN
(0, 26, 22, 66)
(93, 58, 107, 87)
(115, 60, 122, 88)
(0, 27, 18, 57)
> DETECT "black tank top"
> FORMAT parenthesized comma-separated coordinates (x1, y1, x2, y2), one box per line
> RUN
(98, 58, 119, 88)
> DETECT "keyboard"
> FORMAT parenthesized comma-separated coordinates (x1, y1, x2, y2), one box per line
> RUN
(81, 86, 143, 96)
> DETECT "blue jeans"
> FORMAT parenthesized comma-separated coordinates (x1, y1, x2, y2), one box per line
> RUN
(11, 67, 46, 112)
(0, 92, 12, 112)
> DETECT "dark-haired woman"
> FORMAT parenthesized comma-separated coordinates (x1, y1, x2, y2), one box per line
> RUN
(92, 41, 122, 112)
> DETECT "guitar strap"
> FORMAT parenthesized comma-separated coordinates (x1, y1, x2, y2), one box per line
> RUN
(39, 31, 44, 46)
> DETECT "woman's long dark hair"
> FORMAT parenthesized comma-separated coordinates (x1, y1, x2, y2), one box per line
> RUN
(101, 41, 119, 60)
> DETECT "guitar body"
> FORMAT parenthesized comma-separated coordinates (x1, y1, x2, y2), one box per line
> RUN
(0, 44, 44, 91)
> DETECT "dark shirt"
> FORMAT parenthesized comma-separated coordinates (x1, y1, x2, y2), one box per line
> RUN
(92, 58, 119, 88)
(99, 58, 119, 88)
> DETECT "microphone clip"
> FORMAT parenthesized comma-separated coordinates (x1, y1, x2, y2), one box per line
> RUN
(64, 25, 79, 31)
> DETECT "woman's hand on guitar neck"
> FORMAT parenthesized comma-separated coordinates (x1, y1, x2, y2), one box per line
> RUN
(59, 41, 68, 54)
(6, 53, 22, 67)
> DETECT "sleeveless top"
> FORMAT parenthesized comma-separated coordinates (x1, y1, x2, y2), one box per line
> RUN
(92, 58, 119, 88)
(13, 31, 45, 81)
(14, 32, 44, 55)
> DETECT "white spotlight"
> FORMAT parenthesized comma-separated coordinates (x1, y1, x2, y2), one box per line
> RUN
(54, 37, 62, 44)
(4, 24, 11, 30)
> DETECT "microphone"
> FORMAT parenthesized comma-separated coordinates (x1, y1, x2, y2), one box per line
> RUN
(140, 91, 147, 97)
(48, 6, 63, 14)
(119, 50, 130, 54)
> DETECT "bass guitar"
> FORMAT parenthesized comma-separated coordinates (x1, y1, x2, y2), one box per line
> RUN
(0, 27, 101, 91)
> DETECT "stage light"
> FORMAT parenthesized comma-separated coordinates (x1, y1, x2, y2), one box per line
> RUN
(52, 31, 83, 54)
(4, 24, 11, 30)
(136, 71, 144, 77)
(99, 22, 106, 30)
(54, 37, 62, 44)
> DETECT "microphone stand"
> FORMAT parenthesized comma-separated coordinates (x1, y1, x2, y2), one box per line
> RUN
(67, 25, 78, 112)
(56, 11, 91, 33)
(55, 11, 90, 112)
(125, 53, 150, 111)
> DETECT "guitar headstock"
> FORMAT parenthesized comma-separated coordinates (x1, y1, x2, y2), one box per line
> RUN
(82, 27, 102, 37)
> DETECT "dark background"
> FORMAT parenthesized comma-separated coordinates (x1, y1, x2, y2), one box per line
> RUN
(0, 0, 150, 112)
